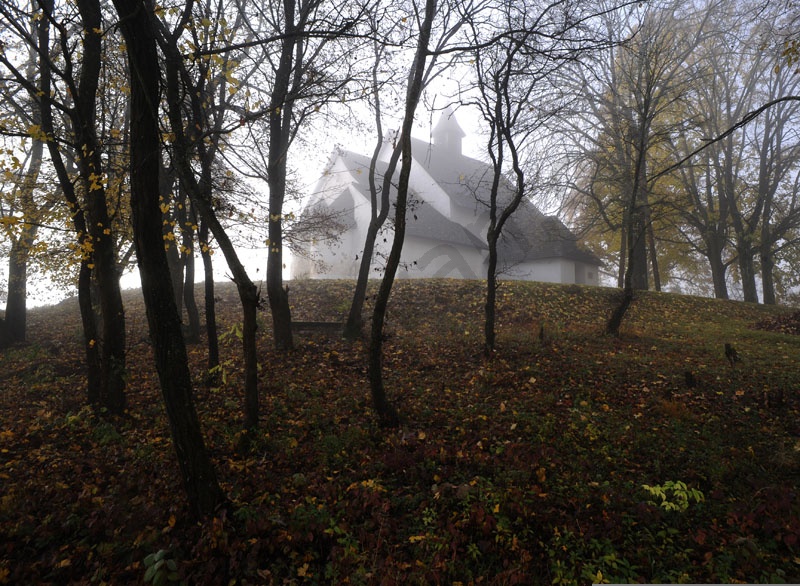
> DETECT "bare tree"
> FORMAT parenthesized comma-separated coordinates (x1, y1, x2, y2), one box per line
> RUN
(343, 3, 414, 341)
(562, 0, 717, 333)
(154, 0, 264, 432)
(466, 0, 615, 353)
(0, 0, 130, 411)
(111, 0, 225, 518)
(367, 0, 483, 426)
(222, 0, 371, 350)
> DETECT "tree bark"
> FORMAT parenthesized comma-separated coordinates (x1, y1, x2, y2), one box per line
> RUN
(368, 0, 436, 428)
(760, 244, 776, 305)
(646, 212, 660, 292)
(158, 17, 262, 432)
(112, 0, 224, 518)
(706, 236, 729, 299)
(265, 0, 299, 352)
(76, 0, 127, 415)
(199, 221, 220, 374)
(3, 233, 36, 345)
(180, 196, 201, 342)
(484, 244, 498, 353)
(735, 237, 759, 303)
(37, 0, 104, 407)
(3, 97, 45, 345)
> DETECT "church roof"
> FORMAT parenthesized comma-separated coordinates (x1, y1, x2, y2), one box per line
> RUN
(334, 149, 485, 250)
(311, 110, 600, 267)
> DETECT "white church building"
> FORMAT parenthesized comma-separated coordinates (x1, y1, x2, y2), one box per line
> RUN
(293, 110, 601, 285)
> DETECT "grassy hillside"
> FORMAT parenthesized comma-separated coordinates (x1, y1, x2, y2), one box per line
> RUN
(1, 279, 799, 585)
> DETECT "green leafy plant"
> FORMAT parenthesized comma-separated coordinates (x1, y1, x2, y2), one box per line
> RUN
(143, 549, 183, 586)
(642, 480, 704, 512)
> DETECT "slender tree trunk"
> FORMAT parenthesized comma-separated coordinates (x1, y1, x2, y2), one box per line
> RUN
(199, 221, 220, 373)
(3, 116, 44, 346)
(342, 238, 375, 341)
(112, 0, 224, 518)
(4, 235, 34, 344)
(343, 52, 398, 342)
(761, 246, 776, 305)
(166, 231, 184, 316)
(629, 209, 649, 290)
(76, 0, 127, 415)
(182, 248, 201, 343)
(38, 0, 104, 407)
(180, 198, 201, 342)
(484, 244, 498, 354)
(159, 24, 261, 432)
(368, 0, 436, 428)
(344, 144, 402, 341)
(760, 208, 776, 304)
(617, 224, 626, 288)
(706, 236, 729, 299)
(77, 262, 103, 405)
(646, 213, 660, 292)
(606, 114, 652, 335)
(265, 0, 298, 352)
(161, 166, 184, 314)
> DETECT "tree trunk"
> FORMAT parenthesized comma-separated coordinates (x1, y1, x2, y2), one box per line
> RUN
(265, 0, 298, 352)
(735, 238, 759, 303)
(343, 142, 402, 341)
(343, 57, 399, 342)
(77, 262, 103, 406)
(606, 287, 634, 336)
(617, 224, 626, 288)
(761, 246, 776, 305)
(166, 231, 184, 316)
(3, 223, 36, 346)
(76, 0, 127, 415)
(180, 199, 201, 342)
(199, 221, 220, 373)
(646, 213, 660, 292)
(112, 0, 224, 518)
(159, 22, 262, 432)
(182, 245, 201, 343)
(760, 205, 776, 305)
(2, 115, 44, 346)
(38, 0, 113, 411)
(484, 244, 498, 354)
(161, 166, 184, 314)
(706, 236, 729, 299)
(629, 207, 649, 291)
(368, 0, 436, 428)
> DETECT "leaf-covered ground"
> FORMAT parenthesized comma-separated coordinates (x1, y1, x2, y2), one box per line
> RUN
(1, 279, 800, 585)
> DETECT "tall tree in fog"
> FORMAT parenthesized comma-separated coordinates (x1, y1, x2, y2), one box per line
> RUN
(466, 0, 625, 353)
(0, 0, 130, 411)
(112, 0, 225, 518)
(563, 0, 715, 333)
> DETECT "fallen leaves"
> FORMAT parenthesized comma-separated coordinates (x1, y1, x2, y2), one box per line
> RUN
(1, 280, 799, 584)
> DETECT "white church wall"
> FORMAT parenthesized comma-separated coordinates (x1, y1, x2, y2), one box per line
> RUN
(502, 258, 581, 284)
(398, 238, 486, 279)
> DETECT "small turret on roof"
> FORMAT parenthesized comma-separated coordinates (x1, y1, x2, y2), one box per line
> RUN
(432, 106, 466, 155)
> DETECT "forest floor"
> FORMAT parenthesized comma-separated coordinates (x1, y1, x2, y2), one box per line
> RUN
(2, 278, 800, 585)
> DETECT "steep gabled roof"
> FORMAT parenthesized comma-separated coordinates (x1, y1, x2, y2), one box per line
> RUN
(406, 198, 487, 250)
(323, 149, 484, 250)
(409, 135, 600, 266)
(309, 116, 600, 268)
(501, 207, 601, 265)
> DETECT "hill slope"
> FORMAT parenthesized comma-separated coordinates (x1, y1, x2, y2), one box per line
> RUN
(2, 279, 799, 585)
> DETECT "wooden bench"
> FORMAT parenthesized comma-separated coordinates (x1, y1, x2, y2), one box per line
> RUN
(291, 321, 344, 336)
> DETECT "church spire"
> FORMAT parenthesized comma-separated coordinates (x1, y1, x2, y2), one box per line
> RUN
(432, 106, 465, 155)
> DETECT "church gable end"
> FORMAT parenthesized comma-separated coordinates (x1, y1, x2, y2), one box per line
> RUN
(296, 110, 601, 285)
